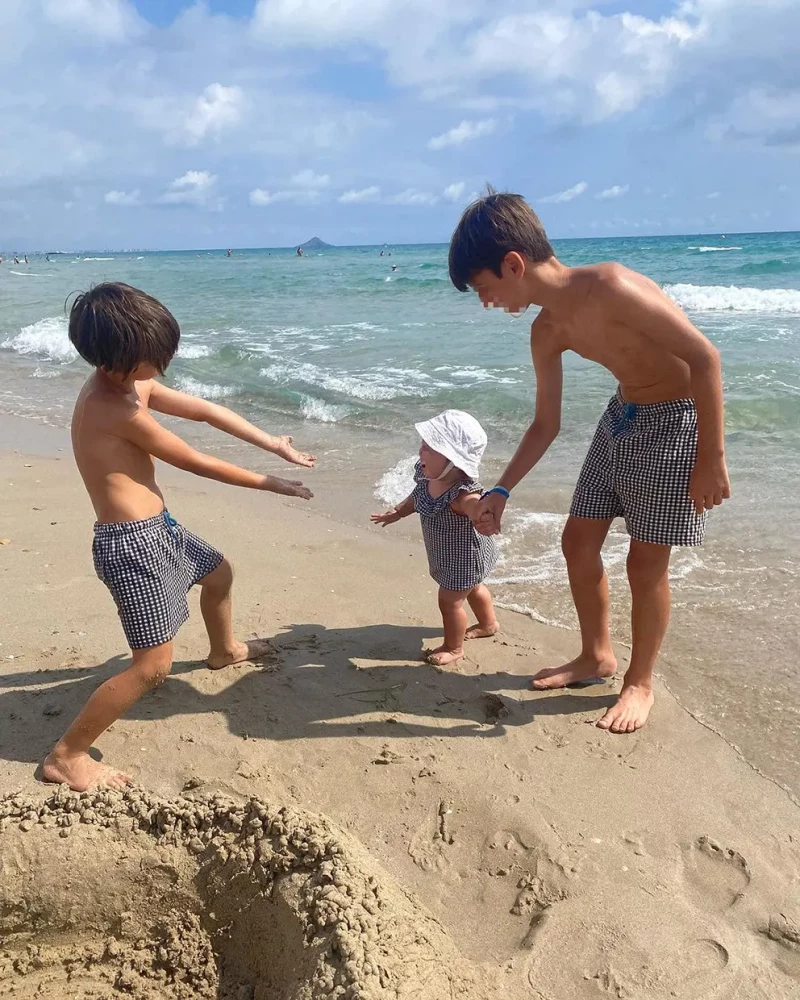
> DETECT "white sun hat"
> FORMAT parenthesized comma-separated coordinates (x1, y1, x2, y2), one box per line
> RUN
(415, 409, 488, 481)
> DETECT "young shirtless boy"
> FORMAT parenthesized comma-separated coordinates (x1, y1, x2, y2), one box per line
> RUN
(43, 282, 314, 790)
(450, 192, 730, 732)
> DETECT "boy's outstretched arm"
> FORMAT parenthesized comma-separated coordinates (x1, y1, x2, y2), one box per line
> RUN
(120, 406, 313, 499)
(475, 323, 563, 535)
(606, 270, 730, 513)
(148, 382, 315, 467)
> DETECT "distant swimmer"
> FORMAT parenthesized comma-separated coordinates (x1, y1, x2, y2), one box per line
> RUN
(24, 255, 29, 264)
(227, 248, 232, 257)
(391, 264, 398, 271)
(297, 247, 304, 257)
(13, 255, 19, 264)
(380, 250, 385, 257)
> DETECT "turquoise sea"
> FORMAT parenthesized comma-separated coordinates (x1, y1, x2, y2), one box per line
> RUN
(2, 233, 799, 794)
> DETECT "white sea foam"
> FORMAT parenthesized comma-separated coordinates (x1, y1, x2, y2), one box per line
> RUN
(177, 344, 212, 359)
(82, 257, 114, 261)
(9, 270, 47, 277)
(260, 361, 434, 401)
(1, 317, 76, 362)
(665, 283, 800, 314)
(374, 456, 417, 506)
(173, 375, 235, 399)
(300, 396, 351, 423)
(687, 246, 742, 252)
(31, 367, 60, 379)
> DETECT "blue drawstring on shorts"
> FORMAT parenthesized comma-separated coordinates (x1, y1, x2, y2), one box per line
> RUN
(163, 510, 179, 536)
(613, 402, 638, 437)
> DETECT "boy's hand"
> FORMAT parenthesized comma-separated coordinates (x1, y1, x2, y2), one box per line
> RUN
(690, 456, 731, 514)
(475, 492, 507, 535)
(269, 477, 314, 500)
(370, 509, 401, 527)
(276, 435, 316, 468)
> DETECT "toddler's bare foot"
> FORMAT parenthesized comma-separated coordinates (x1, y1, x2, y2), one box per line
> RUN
(207, 638, 273, 670)
(43, 750, 131, 792)
(465, 622, 499, 640)
(531, 652, 617, 690)
(425, 645, 464, 667)
(596, 683, 654, 733)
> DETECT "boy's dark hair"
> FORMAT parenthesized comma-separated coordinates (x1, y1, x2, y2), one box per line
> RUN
(448, 187, 554, 292)
(68, 282, 180, 376)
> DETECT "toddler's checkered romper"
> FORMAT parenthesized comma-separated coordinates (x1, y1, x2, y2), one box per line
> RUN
(570, 392, 707, 546)
(92, 510, 224, 649)
(412, 462, 498, 591)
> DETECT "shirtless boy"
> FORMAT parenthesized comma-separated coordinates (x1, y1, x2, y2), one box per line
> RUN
(449, 191, 730, 732)
(43, 282, 314, 790)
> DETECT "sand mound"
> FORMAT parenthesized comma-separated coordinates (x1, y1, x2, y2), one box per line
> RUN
(0, 788, 492, 1000)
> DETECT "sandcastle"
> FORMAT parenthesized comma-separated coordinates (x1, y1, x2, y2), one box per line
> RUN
(0, 788, 491, 1000)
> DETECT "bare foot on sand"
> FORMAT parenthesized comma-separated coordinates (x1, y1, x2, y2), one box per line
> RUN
(207, 638, 273, 671)
(531, 653, 617, 690)
(465, 622, 499, 640)
(425, 645, 464, 667)
(596, 684, 654, 733)
(43, 751, 132, 792)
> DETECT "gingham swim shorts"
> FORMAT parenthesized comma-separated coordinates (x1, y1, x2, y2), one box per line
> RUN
(92, 510, 224, 649)
(570, 392, 707, 547)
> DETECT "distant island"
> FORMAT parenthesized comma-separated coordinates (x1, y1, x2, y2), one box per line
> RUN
(297, 237, 335, 251)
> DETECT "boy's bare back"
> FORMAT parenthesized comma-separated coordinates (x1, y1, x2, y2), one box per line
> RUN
(72, 374, 165, 524)
(530, 263, 701, 405)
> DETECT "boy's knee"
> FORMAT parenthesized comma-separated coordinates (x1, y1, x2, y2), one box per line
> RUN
(133, 647, 173, 688)
(201, 557, 234, 594)
(561, 521, 597, 563)
(438, 588, 465, 611)
(626, 542, 670, 585)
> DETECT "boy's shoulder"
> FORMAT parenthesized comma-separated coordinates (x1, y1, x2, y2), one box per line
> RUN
(75, 375, 150, 427)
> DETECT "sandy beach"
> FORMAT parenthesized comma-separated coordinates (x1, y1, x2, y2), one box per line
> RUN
(1, 417, 799, 999)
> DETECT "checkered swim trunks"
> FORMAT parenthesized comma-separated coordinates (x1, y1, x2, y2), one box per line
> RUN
(92, 510, 224, 649)
(570, 392, 707, 547)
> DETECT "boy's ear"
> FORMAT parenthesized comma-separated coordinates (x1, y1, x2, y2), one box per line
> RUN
(502, 251, 526, 279)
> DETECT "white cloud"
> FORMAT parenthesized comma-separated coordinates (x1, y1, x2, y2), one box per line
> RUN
(428, 119, 496, 150)
(104, 189, 140, 206)
(159, 170, 218, 206)
(42, 0, 142, 43)
(597, 184, 629, 200)
(540, 181, 588, 204)
(250, 187, 322, 206)
(182, 84, 244, 147)
(442, 182, 466, 202)
(338, 186, 381, 204)
(291, 169, 330, 189)
(390, 188, 438, 206)
(706, 191, 721, 199)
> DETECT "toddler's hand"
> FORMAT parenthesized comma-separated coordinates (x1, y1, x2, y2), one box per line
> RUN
(271, 477, 314, 500)
(370, 509, 400, 527)
(276, 435, 316, 468)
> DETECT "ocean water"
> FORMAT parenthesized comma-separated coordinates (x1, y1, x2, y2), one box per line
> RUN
(2, 234, 799, 795)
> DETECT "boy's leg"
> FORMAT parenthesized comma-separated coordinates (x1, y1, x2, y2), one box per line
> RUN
(596, 539, 670, 733)
(465, 584, 499, 639)
(532, 516, 618, 689)
(200, 558, 272, 670)
(43, 641, 173, 791)
(426, 587, 470, 666)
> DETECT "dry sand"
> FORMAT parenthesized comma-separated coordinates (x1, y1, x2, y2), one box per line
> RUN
(1, 424, 799, 998)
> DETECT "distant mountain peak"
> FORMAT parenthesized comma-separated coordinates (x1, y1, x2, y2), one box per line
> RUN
(297, 236, 335, 250)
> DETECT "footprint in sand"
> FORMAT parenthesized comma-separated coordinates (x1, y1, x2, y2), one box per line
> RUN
(683, 835, 751, 910)
(408, 798, 456, 872)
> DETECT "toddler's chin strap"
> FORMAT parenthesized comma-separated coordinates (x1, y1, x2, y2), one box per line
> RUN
(427, 461, 454, 481)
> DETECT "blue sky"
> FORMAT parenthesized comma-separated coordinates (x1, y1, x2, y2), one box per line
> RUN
(2, 0, 798, 249)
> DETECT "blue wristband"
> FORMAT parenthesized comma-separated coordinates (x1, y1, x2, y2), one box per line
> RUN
(485, 486, 510, 500)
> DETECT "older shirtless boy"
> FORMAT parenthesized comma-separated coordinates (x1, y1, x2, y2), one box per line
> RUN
(449, 192, 730, 732)
(43, 282, 314, 790)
